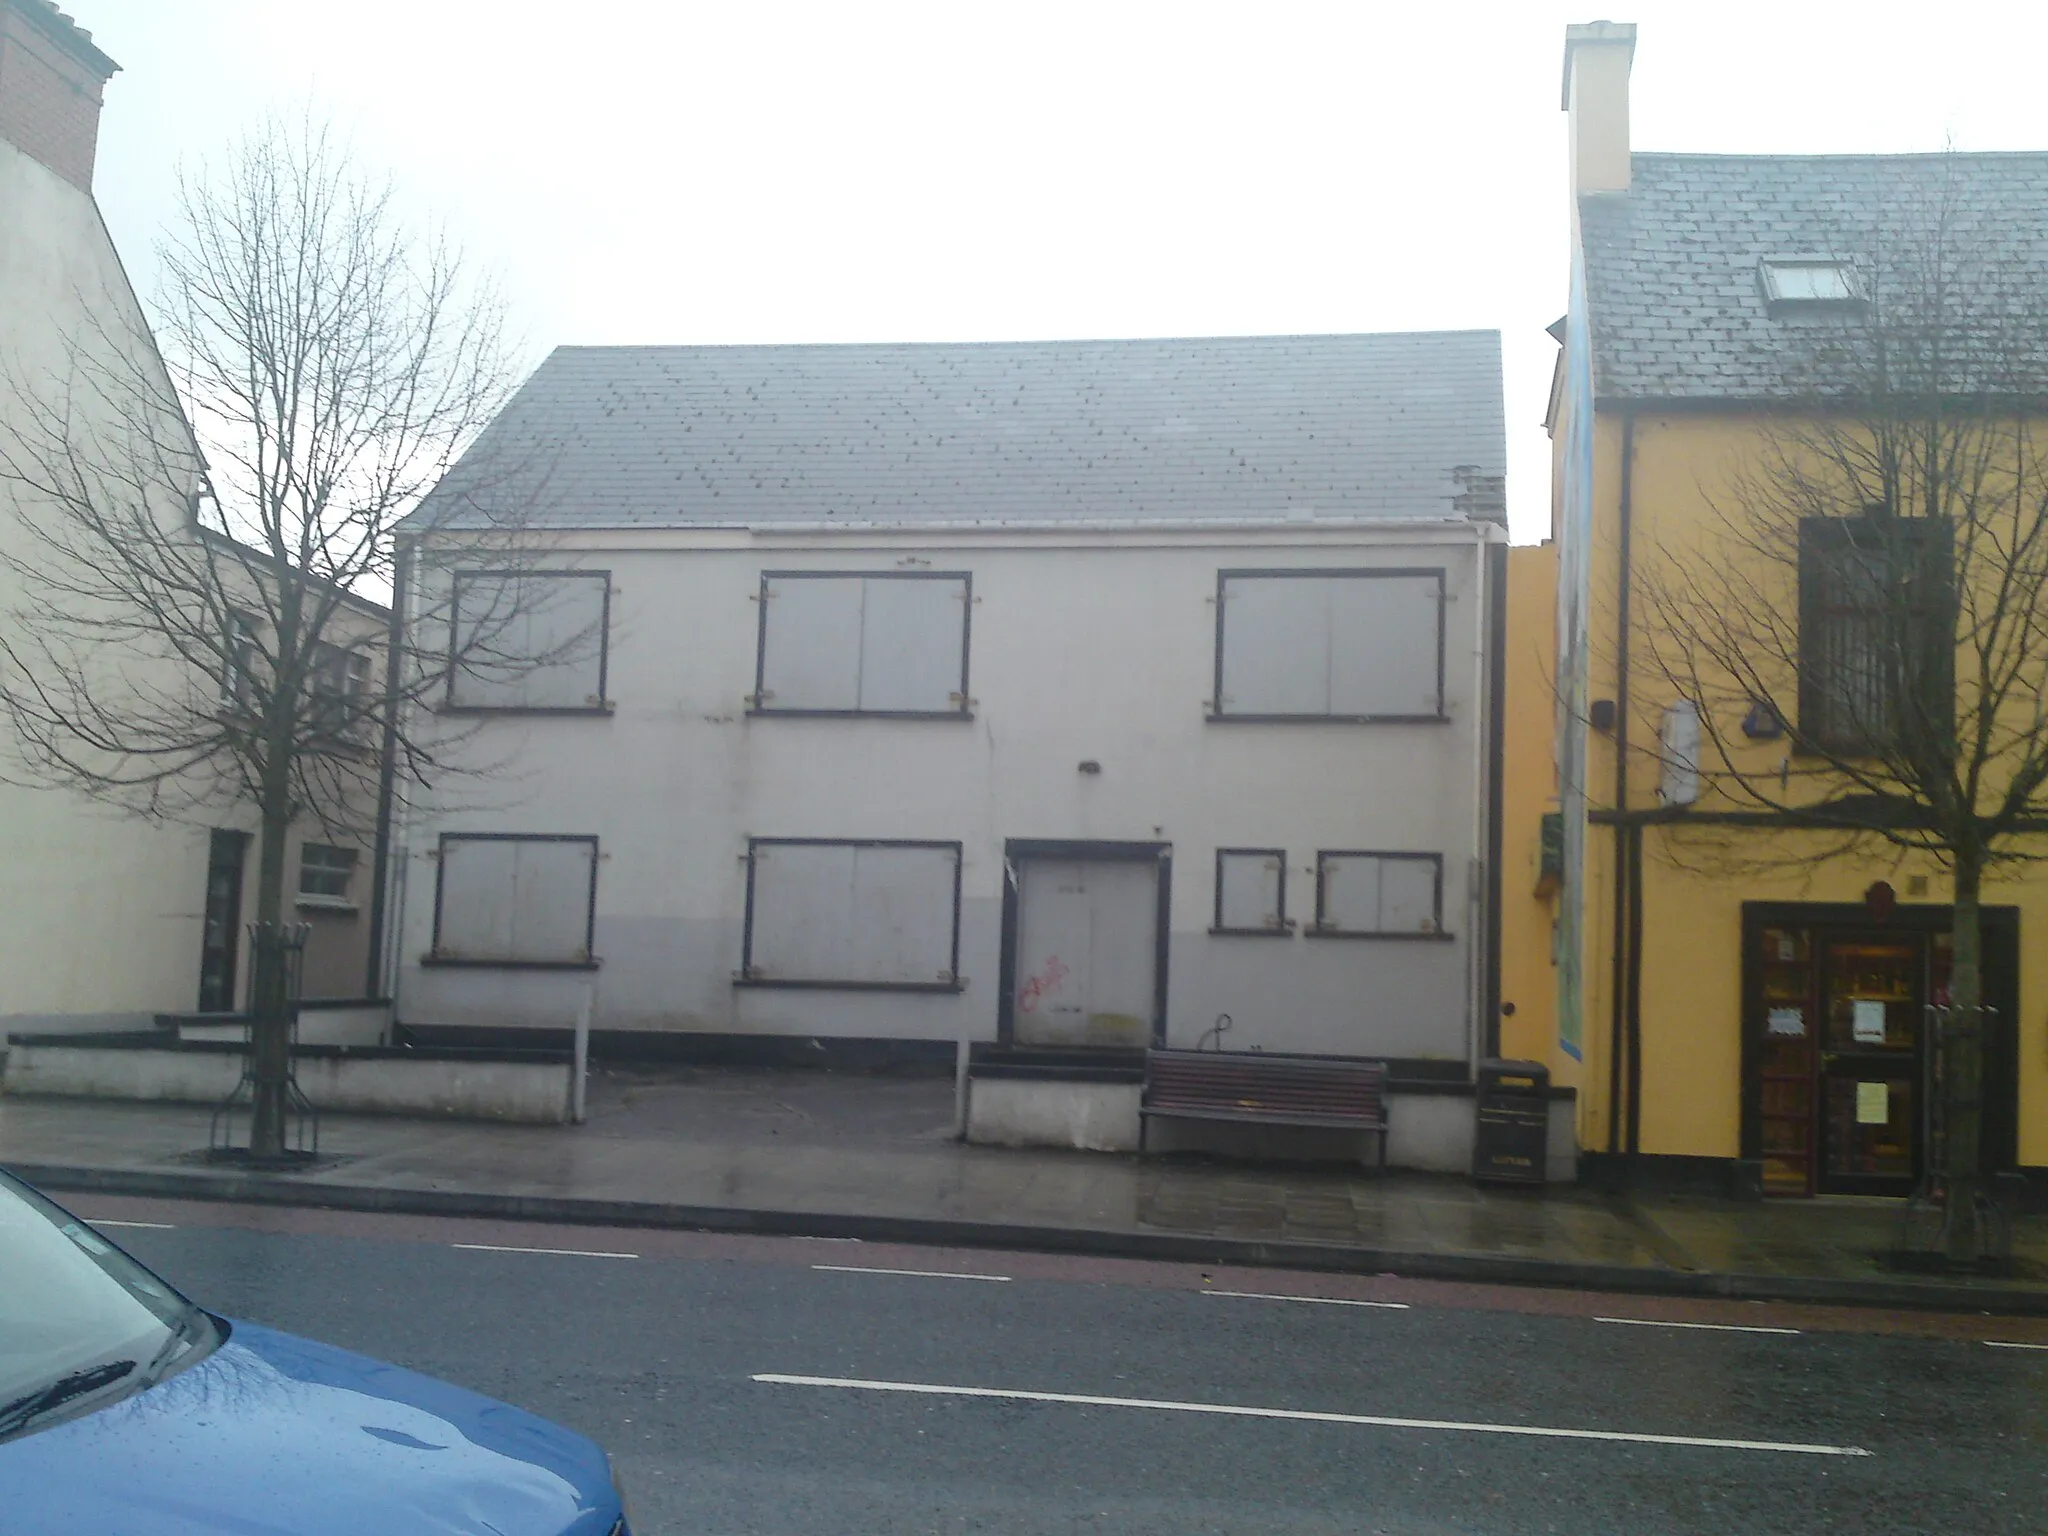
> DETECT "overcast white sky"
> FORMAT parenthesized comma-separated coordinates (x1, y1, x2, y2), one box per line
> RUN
(75, 0, 2048, 543)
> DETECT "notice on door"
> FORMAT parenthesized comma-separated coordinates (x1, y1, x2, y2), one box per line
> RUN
(1856, 1080, 1890, 1124)
(1851, 999, 1888, 1044)
(1766, 1007, 1805, 1038)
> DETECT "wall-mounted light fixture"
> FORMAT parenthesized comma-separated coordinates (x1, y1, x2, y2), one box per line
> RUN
(1741, 699, 1785, 740)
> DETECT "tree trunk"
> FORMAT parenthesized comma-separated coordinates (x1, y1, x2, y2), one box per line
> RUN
(245, 782, 294, 1160)
(1942, 853, 1987, 1263)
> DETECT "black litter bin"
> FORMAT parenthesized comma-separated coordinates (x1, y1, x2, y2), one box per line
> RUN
(1472, 1058, 1549, 1186)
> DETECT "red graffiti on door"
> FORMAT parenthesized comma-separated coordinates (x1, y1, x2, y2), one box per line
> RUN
(1017, 955, 1070, 1014)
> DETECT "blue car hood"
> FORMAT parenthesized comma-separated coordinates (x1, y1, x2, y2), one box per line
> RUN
(0, 1320, 618, 1535)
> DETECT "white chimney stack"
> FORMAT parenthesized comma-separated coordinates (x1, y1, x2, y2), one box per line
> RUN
(1561, 20, 1636, 199)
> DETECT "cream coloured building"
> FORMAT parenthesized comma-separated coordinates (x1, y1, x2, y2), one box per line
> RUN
(0, 1, 375, 1030)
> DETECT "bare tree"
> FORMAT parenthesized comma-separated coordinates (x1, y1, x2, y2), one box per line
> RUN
(0, 121, 547, 1159)
(1636, 166, 2048, 1261)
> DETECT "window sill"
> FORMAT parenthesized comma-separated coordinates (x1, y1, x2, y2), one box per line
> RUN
(733, 976, 966, 994)
(295, 896, 359, 914)
(439, 703, 616, 717)
(1303, 927, 1457, 942)
(420, 955, 602, 970)
(1208, 925, 1295, 937)
(745, 708, 975, 722)
(1205, 712, 1451, 726)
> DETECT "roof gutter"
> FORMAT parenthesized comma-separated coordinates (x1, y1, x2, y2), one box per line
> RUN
(412, 515, 1504, 541)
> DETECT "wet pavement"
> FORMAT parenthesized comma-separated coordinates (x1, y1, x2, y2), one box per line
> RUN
(3, 1062, 2046, 1309)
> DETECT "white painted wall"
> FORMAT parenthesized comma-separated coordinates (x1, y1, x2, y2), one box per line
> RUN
(0, 139, 377, 1029)
(396, 521, 1500, 1066)
(0, 138, 212, 1029)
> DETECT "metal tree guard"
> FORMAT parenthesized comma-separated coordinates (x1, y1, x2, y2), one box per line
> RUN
(209, 921, 320, 1158)
(1896, 1003, 2011, 1265)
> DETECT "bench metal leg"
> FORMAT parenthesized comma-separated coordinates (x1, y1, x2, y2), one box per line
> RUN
(1362, 1127, 1387, 1174)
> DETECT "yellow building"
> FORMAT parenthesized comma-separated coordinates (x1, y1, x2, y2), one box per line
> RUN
(1504, 23, 2048, 1198)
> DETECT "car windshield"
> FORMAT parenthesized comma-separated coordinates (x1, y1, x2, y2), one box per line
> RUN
(0, 1175, 210, 1438)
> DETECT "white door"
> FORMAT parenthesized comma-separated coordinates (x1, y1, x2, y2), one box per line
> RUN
(1012, 858, 1159, 1048)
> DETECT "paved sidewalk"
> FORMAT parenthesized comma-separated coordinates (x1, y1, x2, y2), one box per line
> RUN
(4, 1063, 2045, 1313)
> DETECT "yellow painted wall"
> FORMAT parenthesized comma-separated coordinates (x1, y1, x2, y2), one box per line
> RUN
(1497, 542, 1563, 1066)
(1534, 410, 2048, 1169)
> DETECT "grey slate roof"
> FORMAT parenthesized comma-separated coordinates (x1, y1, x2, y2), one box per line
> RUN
(1579, 152, 2048, 401)
(411, 332, 1505, 531)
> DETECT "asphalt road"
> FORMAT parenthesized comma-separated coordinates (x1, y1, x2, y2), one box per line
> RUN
(52, 1195, 2048, 1536)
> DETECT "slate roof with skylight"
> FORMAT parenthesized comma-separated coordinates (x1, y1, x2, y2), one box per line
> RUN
(407, 332, 1506, 532)
(1577, 151, 2048, 401)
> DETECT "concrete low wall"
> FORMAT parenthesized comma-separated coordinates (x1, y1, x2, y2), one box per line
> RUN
(7, 1045, 242, 1104)
(967, 1078, 1142, 1153)
(2, 1043, 570, 1124)
(969, 1073, 1579, 1180)
(179, 1001, 391, 1049)
(0, 1010, 157, 1037)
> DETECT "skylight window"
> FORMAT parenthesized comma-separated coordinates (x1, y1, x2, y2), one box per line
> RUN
(1759, 258, 1862, 311)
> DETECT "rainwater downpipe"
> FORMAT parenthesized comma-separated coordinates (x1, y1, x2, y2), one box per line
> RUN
(364, 539, 411, 1000)
(1606, 411, 1636, 1162)
(1625, 822, 1644, 1164)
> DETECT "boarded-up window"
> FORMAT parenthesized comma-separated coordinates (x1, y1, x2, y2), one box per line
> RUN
(1214, 848, 1287, 933)
(432, 834, 598, 964)
(742, 839, 961, 987)
(449, 570, 609, 709)
(1314, 850, 1442, 936)
(755, 573, 969, 714)
(1215, 570, 1444, 719)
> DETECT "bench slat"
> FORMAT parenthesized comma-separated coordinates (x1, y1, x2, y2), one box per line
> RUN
(1140, 1050, 1390, 1163)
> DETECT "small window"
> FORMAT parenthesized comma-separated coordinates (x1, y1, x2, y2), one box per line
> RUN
(429, 834, 599, 966)
(1213, 848, 1288, 934)
(1760, 259, 1862, 312)
(448, 570, 610, 711)
(741, 838, 962, 989)
(754, 572, 970, 717)
(298, 844, 358, 903)
(1213, 570, 1445, 721)
(222, 611, 258, 706)
(309, 643, 371, 737)
(1312, 850, 1444, 937)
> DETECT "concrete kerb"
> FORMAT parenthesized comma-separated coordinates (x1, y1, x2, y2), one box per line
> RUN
(11, 1160, 2048, 1317)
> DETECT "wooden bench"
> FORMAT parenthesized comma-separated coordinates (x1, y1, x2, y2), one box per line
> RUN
(1139, 1049, 1388, 1168)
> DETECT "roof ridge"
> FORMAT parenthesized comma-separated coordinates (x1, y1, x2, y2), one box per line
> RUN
(1633, 149, 2048, 165)
(545, 330, 1503, 358)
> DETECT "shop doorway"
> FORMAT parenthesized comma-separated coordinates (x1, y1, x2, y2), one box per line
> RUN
(1742, 904, 2019, 1198)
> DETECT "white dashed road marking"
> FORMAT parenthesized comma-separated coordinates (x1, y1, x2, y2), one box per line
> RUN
(812, 1264, 1012, 1282)
(751, 1374, 1872, 1457)
(451, 1242, 639, 1259)
(1983, 1340, 2048, 1351)
(1594, 1317, 1801, 1336)
(88, 1219, 178, 1230)
(1203, 1290, 1409, 1309)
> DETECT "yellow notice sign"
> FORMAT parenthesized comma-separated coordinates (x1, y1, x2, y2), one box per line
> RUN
(1856, 1081, 1890, 1125)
